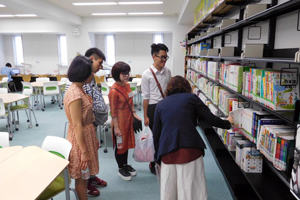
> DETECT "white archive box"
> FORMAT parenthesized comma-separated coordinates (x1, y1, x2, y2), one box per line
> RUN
(241, 148, 263, 173)
(207, 48, 219, 56)
(195, 35, 201, 40)
(207, 27, 220, 34)
(244, 4, 267, 19)
(241, 44, 264, 58)
(199, 49, 208, 56)
(221, 19, 236, 29)
(219, 47, 235, 57)
(200, 32, 207, 38)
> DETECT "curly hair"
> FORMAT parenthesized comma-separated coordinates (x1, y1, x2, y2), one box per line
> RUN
(165, 75, 192, 96)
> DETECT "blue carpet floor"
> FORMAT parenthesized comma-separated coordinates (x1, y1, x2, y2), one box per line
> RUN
(5, 96, 233, 200)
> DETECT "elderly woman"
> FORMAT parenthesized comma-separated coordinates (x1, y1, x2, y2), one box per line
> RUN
(153, 75, 233, 200)
(64, 55, 99, 200)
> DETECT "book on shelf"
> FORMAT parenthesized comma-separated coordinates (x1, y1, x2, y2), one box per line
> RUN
(256, 118, 285, 147)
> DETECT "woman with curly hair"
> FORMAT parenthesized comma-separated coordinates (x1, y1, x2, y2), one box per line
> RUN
(153, 75, 234, 200)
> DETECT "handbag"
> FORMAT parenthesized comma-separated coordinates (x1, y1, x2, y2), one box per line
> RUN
(111, 87, 142, 133)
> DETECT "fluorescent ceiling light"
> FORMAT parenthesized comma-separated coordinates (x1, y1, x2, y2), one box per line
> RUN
(15, 14, 37, 17)
(73, 2, 117, 6)
(128, 12, 163, 15)
(0, 14, 14, 18)
(118, 1, 163, 5)
(0, 4, 6, 7)
(92, 13, 127, 16)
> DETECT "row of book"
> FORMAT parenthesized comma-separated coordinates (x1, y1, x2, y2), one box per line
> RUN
(187, 58, 299, 110)
(191, 80, 295, 173)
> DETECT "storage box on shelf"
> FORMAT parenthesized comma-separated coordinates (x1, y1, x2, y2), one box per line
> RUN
(243, 4, 267, 19)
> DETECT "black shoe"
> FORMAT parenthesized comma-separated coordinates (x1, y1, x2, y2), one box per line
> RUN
(118, 167, 132, 181)
(125, 165, 137, 176)
(149, 162, 156, 175)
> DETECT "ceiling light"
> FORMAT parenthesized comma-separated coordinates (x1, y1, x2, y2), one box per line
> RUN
(15, 14, 37, 17)
(128, 12, 163, 15)
(0, 14, 14, 17)
(92, 13, 127, 16)
(0, 4, 6, 7)
(73, 2, 117, 6)
(118, 1, 163, 5)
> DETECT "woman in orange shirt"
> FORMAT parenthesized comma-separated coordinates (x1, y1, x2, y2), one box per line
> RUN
(108, 61, 142, 181)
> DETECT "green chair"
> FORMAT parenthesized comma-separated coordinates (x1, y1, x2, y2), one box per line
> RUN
(38, 136, 78, 200)
(10, 89, 39, 130)
(42, 81, 63, 111)
(101, 82, 109, 95)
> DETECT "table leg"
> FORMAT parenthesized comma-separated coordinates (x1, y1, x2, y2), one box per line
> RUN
(63, 168, 71, 200)
(28, 97, 32, 128)
(7, 104, 13, 139)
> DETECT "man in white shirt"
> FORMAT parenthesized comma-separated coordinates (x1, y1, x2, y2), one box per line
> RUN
(141, 43, 171, 174)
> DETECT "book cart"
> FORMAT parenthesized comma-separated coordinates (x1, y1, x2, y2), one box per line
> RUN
(185, 0, 300, 199)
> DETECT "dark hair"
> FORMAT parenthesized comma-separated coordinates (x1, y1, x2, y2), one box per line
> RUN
(111, 61, 131, 82)
(67, 56, 92, 82)
(165, 76, 192, 96)
(85, 48, 106, 61)
(151, 43, 169, 55)
(5, 63, 12, 67)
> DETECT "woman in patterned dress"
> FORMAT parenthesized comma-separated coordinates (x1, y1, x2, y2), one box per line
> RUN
(108, 61, 142, 181)
(64, 56, 99, 200)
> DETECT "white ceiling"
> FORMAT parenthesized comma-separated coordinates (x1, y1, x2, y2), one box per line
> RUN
(0, 0, 198, 25)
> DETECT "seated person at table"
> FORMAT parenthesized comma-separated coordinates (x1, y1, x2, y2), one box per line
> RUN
(1, 63, 16, 92)
(1, 63, 15, 82)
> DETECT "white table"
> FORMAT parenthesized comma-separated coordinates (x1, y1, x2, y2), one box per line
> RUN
(0, 146, 23, 163)
(0, 146, 70, 200)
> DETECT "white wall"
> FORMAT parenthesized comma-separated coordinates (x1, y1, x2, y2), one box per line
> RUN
(0, 16, 190, 76)
(0, 35, 5, 68)
(95, 33, 172, 75)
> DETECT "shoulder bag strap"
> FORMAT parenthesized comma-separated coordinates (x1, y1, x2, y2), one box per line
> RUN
(111, 88, 134, 117)
(149, 68, 165, 98)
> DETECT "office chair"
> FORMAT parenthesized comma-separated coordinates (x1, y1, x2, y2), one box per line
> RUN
(42, 81, 63, 111)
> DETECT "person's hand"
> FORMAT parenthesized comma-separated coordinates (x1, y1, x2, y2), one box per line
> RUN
(226, 116, 234, 124)
(114, 127, 122, 136)
(144, 116, 149, 126)
(134, 113, 142, 121)
(80, 151, 90, 170)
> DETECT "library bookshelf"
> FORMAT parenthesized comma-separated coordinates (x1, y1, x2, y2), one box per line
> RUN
(185, 0, 300, 200)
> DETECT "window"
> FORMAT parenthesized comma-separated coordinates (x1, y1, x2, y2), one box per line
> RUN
(105, 35, 115, 66)
(153, 33, 163, 44)
(58, 35, 68, 66)
(12, 35, 24, 66)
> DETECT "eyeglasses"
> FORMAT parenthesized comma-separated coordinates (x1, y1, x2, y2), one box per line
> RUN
(121, 72, 130, 76)
(155, 55, 169, 61)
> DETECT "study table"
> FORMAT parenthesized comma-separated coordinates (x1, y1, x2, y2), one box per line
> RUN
(0, 93, 31, 137)
(0, 146, 70, 200)
(0, 146, 23, 163)
(31, 81, 66, 110)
